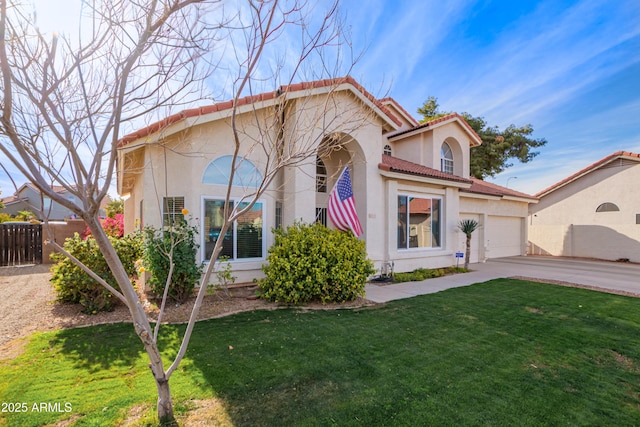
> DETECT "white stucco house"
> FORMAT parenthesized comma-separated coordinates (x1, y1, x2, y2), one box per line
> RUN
(117, 77, 537, 282)
(529, 151, 640, 262)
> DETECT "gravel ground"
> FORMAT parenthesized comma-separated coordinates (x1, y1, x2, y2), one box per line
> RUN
(0, 264, 376, 359)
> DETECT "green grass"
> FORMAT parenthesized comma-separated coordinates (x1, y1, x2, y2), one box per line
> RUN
(2, 278, 640, 426)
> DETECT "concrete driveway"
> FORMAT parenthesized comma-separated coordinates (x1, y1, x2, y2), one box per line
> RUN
(365, 256, 640, 303)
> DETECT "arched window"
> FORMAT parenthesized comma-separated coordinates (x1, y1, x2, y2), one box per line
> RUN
(383, 144, 392, 156)
(202, 155, 262, 188)
(596, 202, 620, 212)
(316, 156, 327, 193)
(441, 142, 453, 174)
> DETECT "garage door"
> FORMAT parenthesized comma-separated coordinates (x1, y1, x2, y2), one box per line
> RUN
(486, 216, 522, 258)
(458, 214, 481, 263)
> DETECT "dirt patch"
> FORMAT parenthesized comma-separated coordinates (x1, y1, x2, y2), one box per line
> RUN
(0, 265, 377, 359)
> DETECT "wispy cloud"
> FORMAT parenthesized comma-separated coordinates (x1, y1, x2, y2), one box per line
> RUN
(441, 0, 640, 125)
(343, 0, 476, 90)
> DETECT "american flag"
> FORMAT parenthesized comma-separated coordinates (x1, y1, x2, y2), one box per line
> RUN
(328, 167, 363, 236)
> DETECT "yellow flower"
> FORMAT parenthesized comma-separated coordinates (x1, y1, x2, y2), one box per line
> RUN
(138, 266, 146, 273)
(181, 208, 189, 216)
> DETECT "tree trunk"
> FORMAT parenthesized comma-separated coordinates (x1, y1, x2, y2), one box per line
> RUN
(464, 235, 471, 269)
(155, 377, 174, 425)
(85, 216, 175, 423)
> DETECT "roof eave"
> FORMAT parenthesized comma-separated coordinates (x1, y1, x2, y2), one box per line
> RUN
(378, 168, 472, 189)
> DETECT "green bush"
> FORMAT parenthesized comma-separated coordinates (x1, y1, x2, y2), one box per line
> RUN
(393, 266, 467, 283)
(143, 220, 202, 303)
(259, 222, 374, 304)
(50, 232, 143, 314)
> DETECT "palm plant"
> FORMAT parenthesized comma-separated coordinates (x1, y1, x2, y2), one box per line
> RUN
(458, 219, 480, 269)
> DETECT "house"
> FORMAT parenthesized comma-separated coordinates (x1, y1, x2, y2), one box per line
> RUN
(117, 77, 537, 282)
(528, 151, 640, 262)
(1, 183, 77, 220)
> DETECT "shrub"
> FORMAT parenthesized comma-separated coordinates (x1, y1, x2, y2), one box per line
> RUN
(143, 220, 202, 303)
(259, 222, 374, 304)
(50, 232, 143, 314)
(105, 198, 124, 218)
(83, 213, 124, 239)
(393, 266, 468, 283)
(0, 213, 11, 223)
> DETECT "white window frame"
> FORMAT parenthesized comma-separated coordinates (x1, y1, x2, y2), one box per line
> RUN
(441, 142, 454, 175)
(397, 193, 443, 250)
(162, 196, 185, 226)
(201, 196, 267, 263)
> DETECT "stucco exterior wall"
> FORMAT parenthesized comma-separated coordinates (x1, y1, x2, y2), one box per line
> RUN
(459, 195, 529, 260)
(529, 162, 640, 262)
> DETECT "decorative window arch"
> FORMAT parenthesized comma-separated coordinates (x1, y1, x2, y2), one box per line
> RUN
(441, 142, 454, 174)
(383, 144, 392, 156)
(202, 155, 262, 188)
(596, 202, 620, 212)
(316, 156, 327, 193)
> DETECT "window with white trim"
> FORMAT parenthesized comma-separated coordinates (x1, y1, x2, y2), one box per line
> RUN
(316, 156, 327, 193)
(163, 196, 185, 226)
(397, 195, 442, 249)
(202, 198, 264, 261)
(441, 142, 453, 174)
(383, 144, 392, 156)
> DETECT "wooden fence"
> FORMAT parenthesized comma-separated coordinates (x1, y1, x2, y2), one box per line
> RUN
(0, 223, 43, 267)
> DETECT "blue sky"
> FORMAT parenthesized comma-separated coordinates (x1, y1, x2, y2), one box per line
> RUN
(1, 0, 639, 197)
(340, 0, 640, 194)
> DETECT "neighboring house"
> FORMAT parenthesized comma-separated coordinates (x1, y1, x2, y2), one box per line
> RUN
(529, 151, 640, 262)
(0, 183, 77, 220)
(117, 77, 537, 282)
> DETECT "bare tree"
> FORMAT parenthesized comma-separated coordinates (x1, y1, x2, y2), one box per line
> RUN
(0, 0, 367, 423)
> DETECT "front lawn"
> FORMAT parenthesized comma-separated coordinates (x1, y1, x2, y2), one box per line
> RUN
(2, 278, 640, 426)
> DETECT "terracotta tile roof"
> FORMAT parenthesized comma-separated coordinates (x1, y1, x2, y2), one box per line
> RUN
(379, 154, 472, 184)
(1, 195, 21, 205)
(118, 76, 402, 147)
(462, 178, 537, 200)
(389, 113, 482, 145)
(379, 97, 419, 126)
(535, 151, 640, 197)
(378, 155, 535, 200)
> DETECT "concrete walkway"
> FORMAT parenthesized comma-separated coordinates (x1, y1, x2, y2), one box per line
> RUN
(364, 256, 640, 303)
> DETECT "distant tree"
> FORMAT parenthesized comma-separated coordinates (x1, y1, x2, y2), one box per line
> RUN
(105, 198, 124, 218)
(0, 189, 4, 209)
(15, 210, 35, 221)
(418, 97, 547, 179)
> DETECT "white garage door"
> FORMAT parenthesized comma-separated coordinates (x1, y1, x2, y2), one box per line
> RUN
(487, 216, 522, 259)
(458, 214, 481, 264)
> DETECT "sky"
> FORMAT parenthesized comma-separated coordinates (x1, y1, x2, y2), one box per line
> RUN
(338, 0, 640, 194)
(0, 0, 639, 197)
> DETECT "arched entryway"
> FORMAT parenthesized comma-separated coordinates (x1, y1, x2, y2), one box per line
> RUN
(315, 132, 366, 234)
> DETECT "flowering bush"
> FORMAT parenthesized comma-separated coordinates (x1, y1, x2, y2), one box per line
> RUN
(83, 213, 124, 239)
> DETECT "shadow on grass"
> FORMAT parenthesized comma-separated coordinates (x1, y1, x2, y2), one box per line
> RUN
(51, 322, 184, 373)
